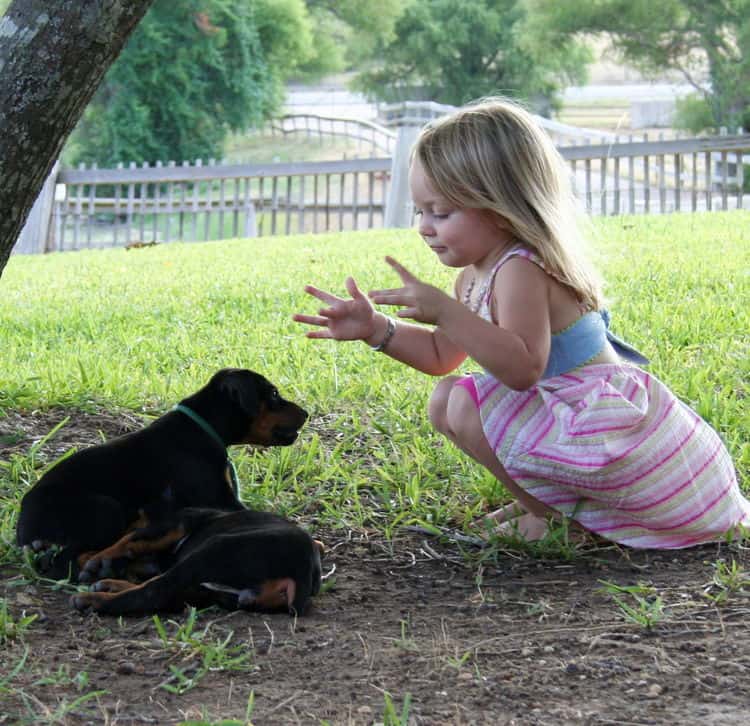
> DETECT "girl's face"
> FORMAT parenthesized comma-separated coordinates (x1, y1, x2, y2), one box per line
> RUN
(409, 159, 512, 271)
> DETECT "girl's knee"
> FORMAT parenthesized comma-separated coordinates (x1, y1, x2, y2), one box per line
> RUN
(429, 376, 482, 449)
(445, 385, 482, 445)
(428, 376, 460, 435)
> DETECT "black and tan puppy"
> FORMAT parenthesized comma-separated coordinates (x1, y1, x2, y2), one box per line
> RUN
(71, 507, 323, 616)
(16, 368, 307, 580)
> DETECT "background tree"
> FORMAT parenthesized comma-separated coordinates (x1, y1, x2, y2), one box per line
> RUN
(70, 0, 313, 166)
(531, 0, 750, 132)
(353, 0, 589, 110)
(296, 0, 403, 80)
(0, 0, 156, 281)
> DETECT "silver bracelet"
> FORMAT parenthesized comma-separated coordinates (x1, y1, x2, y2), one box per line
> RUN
(370, 316, 396, 352)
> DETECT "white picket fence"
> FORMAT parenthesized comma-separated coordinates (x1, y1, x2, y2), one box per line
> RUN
(14, 109, 750, 254)
(266, 114, 396, 156)
(50, 157, 391, 250)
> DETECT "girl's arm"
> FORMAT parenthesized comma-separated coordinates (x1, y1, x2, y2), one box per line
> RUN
(371, 257, 551, 390)
(365, 312, 467, 375)
(293, 275, 467, 376)
(435, 258, 551, 389)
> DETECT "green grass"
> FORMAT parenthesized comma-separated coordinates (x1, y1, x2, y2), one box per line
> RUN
(597, 580, 665, 630)
(0, 598, 37, 644)
(0, 212, 748, 545)
(152, 608, 254, 694)
(224, 131, 367, 164)
(0, 647, 106, 725)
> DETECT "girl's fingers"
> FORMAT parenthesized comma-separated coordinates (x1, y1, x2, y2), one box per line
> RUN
(385, 256, 417, 282)
(320, 306, 348, 319)
(345, 276, 366, 300)
(294, 303, 351, 325)
(305, 329, 333, 340)
(304, 285, 342, 304)
(292, 313, 328, 326)
(370, 295, 406, 307)
(368, 286, 403, 297)
(369, 289, 413, 308)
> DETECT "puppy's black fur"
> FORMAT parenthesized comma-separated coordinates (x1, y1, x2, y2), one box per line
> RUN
(16, 368, 307, 579)
(71, 507, 323, 616)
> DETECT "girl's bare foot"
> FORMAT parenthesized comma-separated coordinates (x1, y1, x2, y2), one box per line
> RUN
(495, 512, 552, 541)
(473, 504, 549, 541)
(474, 502, 591, 544)
(495, 512, 595, 545)
(482, 502, 526, 525)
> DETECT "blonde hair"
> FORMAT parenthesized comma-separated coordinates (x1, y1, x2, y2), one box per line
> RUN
(413, 96, 603, 310)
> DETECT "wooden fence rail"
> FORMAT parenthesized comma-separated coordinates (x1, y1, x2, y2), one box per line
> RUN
(14, 122, 750, 254)
(51, 157, 391, 251)
(265, 114, 396, 156)
(560, 134, 749, 216)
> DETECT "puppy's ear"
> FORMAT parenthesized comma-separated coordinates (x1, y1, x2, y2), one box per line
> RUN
(217, 371, 259, 418)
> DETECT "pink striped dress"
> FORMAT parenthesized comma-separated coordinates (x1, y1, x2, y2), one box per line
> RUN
(468, 249, 750, 548)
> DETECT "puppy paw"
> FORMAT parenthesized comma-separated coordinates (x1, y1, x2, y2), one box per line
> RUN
(91, 579, 133, 594)
(71, 592, 102, 612)
(78, 557, 116, 584)
(31, 539, 51, 552)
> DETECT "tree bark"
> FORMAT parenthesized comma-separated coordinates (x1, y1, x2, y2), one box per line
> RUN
(0, 0, 156, 280)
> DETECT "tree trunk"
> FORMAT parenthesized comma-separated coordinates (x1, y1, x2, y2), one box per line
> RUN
(0, 0, 156, 280)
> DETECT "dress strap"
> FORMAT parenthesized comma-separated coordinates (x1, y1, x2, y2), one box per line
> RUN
(477, 249, 650, 369)
(477, 245, 544, 311)
(495, 244, 544, 271)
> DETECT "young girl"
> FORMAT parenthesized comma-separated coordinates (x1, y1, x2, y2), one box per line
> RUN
(293, 97, 750, 549)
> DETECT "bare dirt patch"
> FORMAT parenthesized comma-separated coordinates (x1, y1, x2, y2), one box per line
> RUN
(2, 411, 750, 725)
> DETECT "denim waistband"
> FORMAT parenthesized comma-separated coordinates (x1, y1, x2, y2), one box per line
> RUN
(543, 310, 649, 378)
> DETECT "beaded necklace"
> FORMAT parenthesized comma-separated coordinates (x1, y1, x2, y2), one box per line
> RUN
(462, 242, 523, 314)
(462, 274, 493, 314)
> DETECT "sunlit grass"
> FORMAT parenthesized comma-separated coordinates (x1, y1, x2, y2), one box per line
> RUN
(224, 131, 366, 164)
(0, 212, 747, 538)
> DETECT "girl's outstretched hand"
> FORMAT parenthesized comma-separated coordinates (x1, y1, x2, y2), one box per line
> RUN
(369, 256, 454, 325)
(293, 276, 377, 341)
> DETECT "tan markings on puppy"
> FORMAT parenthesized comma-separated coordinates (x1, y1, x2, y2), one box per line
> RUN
(90, 579, 138, 594)
(243, 401, 306, 446)
(255, 577, 297, 610)
(73, 575, 160, 609)
(243, 401, 275, 445)
(79, 524, 187, 569)
(129, 510, 150, 530)
(224, 465, 234, 489)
